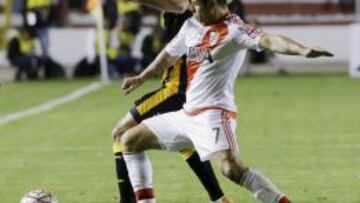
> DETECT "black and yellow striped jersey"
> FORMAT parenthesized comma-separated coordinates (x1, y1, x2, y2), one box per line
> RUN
(163, 11, 193, 43)
(160, 11, 193, 94)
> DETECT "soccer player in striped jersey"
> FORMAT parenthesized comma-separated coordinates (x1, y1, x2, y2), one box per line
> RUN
(119, 0, 333, 203)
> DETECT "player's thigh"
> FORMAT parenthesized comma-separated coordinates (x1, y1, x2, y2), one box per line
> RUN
(142, 111, 193, 152)
(122, 123, 162, 152)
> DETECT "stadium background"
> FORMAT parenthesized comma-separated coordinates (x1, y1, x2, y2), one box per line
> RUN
(0, 0, 359, 202)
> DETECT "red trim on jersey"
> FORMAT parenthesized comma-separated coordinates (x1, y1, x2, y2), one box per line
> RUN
(206, 22, 229, 49)
(135, 188, 155, 200)
(183, 106, 236, 118)
(186, 21, 229, 90)
(186, 60, 202, 89)
(227, 119, 236, 148)
(226, 13, 243, 24)
(227, 12, 264, 38)
(221, 114, 232, 149)
(184, 107, 237, 149)
(221, 111, 235, 149)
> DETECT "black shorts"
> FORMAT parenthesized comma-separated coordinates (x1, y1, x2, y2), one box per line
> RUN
(130, 86, 186, 123)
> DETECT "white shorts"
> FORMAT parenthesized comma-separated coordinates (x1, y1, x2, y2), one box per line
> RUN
(142, 109, 238, 161)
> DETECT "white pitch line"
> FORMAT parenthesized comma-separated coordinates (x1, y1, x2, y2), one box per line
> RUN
(0, 81, 108, 126)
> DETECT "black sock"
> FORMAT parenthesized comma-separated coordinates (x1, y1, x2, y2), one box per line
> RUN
(186, 152, 224, 201)
(114, 152, 137, 203)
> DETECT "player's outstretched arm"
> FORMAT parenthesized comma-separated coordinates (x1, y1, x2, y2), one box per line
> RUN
(259, 34, 334, 58)
(122, 50, 180, 94)
(125, 0, 189, 13)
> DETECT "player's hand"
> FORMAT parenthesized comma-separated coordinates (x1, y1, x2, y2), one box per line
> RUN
(122, 75, 144, 94)
(302, 47, 334, 58)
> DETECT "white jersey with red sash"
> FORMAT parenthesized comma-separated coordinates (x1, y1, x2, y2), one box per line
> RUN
(165, 13, 263, 114)
(143, 13, 264, 160)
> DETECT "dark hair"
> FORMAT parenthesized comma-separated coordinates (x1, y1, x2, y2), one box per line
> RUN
(199, 0, 227, 7)
(216, 0, 227, 5)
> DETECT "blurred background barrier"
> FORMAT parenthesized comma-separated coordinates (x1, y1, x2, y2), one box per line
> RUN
(349, 0, 360, 77)
(349, 24, 360, 77)
(47, 28, 96, 77)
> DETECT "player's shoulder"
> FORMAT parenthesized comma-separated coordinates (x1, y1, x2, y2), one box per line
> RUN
(223, 13, 245, 26)
(177, 16, 202, 35)
(223, 13, 247, 34)
(183, 16, 199, 27)
(225, 13, 263, 38)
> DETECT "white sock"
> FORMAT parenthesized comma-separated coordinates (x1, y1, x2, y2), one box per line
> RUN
(123, 152, 155, 203)
(240, 168, 284, 203)
(138, 199, 155, 203)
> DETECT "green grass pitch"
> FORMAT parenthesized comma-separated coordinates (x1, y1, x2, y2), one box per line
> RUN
(0, 75, 359, 203)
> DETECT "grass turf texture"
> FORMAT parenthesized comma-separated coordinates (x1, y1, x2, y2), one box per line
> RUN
(0, 75, 359, 203)
(0, 80, 93, 117)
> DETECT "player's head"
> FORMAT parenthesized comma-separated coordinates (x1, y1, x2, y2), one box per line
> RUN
(190, 0, 228, 24)
(192, 0, 227, 8)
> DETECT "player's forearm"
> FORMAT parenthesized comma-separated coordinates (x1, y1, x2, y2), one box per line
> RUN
(259, 34, 310, 57)
(139, 50, 179, 80)
(134, 0, 189, 13)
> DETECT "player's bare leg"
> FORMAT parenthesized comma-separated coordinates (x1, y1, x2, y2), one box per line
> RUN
(112, 113, 138, 203)
(120, 124, 159, 203)
(121, 123, 162, 152)
(123, 124, 233, 202)
(121, 125, 292, 203)
(112, 113, 138, 146)
(121, 124, 234, 203)
(212, 150, 293, 203)
(180, 150, 232, 203)
(115, 111, 234, 202)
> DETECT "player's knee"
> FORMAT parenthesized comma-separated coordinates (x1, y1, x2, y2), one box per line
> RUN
(220, 162, 241, 183)
(219, 154, 247, 184)
(112, 113, 138, 143)
(121, 131, 136, 152)
(112, 125, 126, 142)
(121, 128, 143, 153)
(112, 118, 135, 143)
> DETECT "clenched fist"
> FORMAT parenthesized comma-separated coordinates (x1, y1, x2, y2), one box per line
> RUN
(122, 75, 145, 95)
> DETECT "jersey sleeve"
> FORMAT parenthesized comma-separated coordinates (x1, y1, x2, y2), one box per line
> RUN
(164, 21, 188, 57)
(233, 23, 264, 52)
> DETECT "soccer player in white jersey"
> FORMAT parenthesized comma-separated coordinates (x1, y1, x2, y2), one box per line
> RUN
(118, 0, 333, 202)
